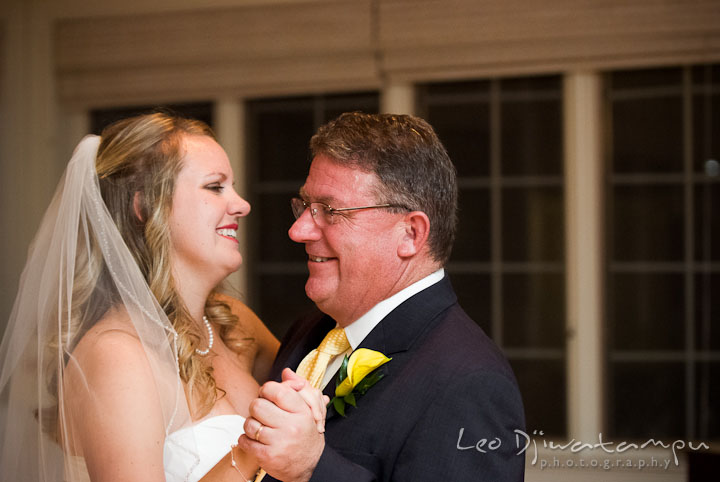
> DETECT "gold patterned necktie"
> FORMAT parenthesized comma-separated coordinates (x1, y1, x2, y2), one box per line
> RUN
(254, 328, 349, 481)
(296, 327, 350, 389)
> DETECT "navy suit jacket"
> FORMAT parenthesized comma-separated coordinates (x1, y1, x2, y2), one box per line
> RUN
(267, 276, 525, 481)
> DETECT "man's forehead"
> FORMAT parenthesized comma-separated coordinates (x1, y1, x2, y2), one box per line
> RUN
(300, 157, 378, 204)
(298, 185, 337, 205)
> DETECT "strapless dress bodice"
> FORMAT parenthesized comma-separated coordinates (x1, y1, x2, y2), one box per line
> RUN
(164, 414, 246, 482)
(64, 414, 245, 482)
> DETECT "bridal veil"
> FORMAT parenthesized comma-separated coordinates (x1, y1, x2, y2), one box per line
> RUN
(0, 136, 199, 480)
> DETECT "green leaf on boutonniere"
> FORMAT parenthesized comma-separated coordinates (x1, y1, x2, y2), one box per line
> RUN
(344, 392, 357, 407)
(333, 396, 346, 417)
(328, 348, 391, 417)
(355, 371, 385, 395)
(338, 355, 349, 383)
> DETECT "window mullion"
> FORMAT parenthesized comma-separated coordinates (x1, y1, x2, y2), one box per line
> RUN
(564, 71, 605, 441)
(490, 79, 503, 348)
(214, 98, 248, 297)
(682, 67, 696, 440)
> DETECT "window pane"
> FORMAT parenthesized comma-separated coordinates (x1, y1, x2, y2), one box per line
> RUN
(501, 76, 561, 93)
(612, 185, 684, 261)
(695, 362, 720, 440)
(612, 96, 683, 173)
(695, 273, 720, 351)
(692, 93, 720, 174)
(510, 359, 565, 436)
(323, 93, 379, 123)
(503, 273, 564, 349)
(426, 102, 490, 177)
(609, 362, 685, 439)
(250, 104, 315, 182)
(610, 273, 685, 350)
(426, 80, 490, 96)
(691, 64, 720, 85)
(610, 67, 683, 90)
(501, 99, 562, 176)
(502, 186, 564, 262)
(254, 193, 305, 263)
(607, 64, 720, 441)
(694, 184, 720, 262)
(449, 273, 491, 337)
(452, 188, 490, 262)
(258, 274, 316, 338)
(90, 102, 213, 133)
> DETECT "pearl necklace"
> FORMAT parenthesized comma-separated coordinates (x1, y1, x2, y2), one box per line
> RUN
(195, 315, 214, 356)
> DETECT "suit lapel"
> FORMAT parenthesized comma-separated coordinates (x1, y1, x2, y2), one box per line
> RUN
(324, 275, 458, 420)
(359, 275, 457, 355)
(271, 312, 336, 381)
(290, 316, 336, 370)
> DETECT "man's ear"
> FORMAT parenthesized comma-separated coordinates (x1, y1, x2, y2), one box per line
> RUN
(133, 191, 145, 222)
(397, 211, 430, 258)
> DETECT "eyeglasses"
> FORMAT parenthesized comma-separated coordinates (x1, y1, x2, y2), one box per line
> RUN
(291, 197, 405, 226)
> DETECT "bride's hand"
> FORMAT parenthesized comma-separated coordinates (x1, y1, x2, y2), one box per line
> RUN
(280, 368, 329, 432)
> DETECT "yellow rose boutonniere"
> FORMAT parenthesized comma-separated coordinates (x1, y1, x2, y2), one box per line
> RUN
(330, 348, 391, 417)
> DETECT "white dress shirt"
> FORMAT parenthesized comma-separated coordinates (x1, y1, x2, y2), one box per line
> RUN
(319, 268, 445, 389)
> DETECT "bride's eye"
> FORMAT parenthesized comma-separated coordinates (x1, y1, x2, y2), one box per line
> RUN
(205, 183, 224, 193)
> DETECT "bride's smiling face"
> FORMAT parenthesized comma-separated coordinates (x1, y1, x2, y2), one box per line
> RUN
(168, 135, 250, 285)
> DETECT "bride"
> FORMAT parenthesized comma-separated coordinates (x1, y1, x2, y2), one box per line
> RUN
(0, 113, 325, 481)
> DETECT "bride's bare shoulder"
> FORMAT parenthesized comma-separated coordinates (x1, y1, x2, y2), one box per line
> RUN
(62, 311, 167, 468)
(65, 307, 157, 392)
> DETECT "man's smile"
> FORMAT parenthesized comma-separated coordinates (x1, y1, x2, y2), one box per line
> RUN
(308, 255, 333, 263)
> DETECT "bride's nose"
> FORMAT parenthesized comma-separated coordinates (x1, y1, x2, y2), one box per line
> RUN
(229, 191, 251, 217)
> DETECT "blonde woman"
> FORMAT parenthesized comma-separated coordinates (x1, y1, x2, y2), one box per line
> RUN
(0, 113, 325, 481)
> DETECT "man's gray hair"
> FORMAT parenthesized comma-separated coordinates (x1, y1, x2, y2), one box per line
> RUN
(310, 112, 458, 265)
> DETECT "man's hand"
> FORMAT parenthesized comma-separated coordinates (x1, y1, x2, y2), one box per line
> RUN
(282, 369, 329, 433)
(237, 369, 327, 482)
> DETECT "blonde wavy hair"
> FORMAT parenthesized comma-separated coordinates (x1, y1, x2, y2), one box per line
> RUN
(66, 113, 250, 419)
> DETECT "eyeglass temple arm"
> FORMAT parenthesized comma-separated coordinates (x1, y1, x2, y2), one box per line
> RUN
(331, 204, 394, 213)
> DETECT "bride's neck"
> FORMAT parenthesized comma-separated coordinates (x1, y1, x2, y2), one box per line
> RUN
(173, 273, 213, 323)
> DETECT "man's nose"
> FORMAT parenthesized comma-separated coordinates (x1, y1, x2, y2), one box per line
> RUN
(288, 208, 321, 243)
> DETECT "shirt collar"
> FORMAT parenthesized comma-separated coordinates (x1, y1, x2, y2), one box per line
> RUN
(344, 268, 445, 350)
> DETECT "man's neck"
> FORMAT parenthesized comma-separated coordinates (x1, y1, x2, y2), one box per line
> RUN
(342, 268, 445, 348)
(332, 261, 442, 328)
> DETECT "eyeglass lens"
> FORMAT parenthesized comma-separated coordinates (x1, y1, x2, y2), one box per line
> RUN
(291, 198, 332, 226)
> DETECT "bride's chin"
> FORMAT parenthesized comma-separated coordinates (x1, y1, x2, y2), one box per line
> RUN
(221, 257, 243, 277)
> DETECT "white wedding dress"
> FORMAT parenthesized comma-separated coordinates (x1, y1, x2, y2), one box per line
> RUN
(164, 414, 246, 482)
(65, 414, 245, 482)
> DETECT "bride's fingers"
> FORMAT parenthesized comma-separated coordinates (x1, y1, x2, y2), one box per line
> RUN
(243, 417, 271, 444)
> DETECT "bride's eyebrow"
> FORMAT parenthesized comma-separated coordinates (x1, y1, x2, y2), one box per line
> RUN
(203, 172, 228, 182)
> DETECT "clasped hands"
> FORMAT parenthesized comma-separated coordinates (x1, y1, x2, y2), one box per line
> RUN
(237, 369, 328, 482)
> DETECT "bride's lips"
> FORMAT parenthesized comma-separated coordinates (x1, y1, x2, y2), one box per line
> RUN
(216, 224, 239, 243)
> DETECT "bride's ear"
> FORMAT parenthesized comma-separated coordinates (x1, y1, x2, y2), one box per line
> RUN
(133, 192, 145, 222)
